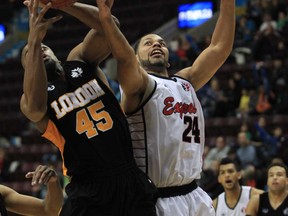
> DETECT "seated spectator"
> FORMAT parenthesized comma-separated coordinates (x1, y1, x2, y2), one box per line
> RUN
(237, 88, 250, 118)
(204, 136, 230, 170)
(236, 132, 260, 168)
(0, 147, 10, 182)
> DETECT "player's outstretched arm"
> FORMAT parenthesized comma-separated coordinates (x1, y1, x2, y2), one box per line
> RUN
(21, 0, 62, 130)
(2, 165, 63, 216)
(96, 0, 149, 112)
(178, 0, 235, 91)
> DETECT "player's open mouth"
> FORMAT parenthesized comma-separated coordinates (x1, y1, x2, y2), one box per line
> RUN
(151, 49, 163, 56)
(225, 180, 232, 184)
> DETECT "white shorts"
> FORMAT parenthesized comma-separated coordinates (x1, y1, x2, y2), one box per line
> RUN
(156, 186, 215, 216)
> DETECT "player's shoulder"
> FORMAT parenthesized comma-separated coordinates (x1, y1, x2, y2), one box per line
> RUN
(251, 187, 265, 197)
(212, 197, 218, 209)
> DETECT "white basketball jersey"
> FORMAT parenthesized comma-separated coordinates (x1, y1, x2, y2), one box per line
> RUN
(215, 186, 252, 216)
(126, 74, 205, 187)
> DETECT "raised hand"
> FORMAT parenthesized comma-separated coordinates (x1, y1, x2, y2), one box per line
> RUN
(23, 0, 62, 42)
(25, 165, 58, 185)
(96, 0, 113, 18)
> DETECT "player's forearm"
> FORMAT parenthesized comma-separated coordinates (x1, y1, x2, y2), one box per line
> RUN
(23, 39, 48, 121)
(99, 13, 135, 63)
(210, 0, 235, 56)
(43, 180, 64, 216)
(60, 2, 104, 32)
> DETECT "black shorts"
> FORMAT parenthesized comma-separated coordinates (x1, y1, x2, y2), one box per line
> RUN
(59, 166, 158, 216)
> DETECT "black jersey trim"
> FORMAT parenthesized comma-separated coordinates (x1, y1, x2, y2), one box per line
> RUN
(225, 186, 243, 210)
(125, 80, 157, 115)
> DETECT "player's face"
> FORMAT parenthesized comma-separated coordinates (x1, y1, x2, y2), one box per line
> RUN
(21, 44, 63, 81)
(267, 166, 288, 192)
(218, 163, 241, 190)
(136, 34, 169, 72)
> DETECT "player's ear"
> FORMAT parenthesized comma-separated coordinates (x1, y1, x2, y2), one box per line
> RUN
(238, 170, 243, 180)
(217, 175, 221, 183)
(136, 54, 140, 64)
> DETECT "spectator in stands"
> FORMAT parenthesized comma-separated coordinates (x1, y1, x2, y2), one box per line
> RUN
(259, 13, 277, 33)
(246, 0, 262, 28)
(255, 85, 274, 115)
(0, 147, 10, 182)
(213, 157, 264, 216)
(251, 116, 267, 143)
(239, 122, 252, 141)
(252, 62, 269, 94)
(0, 165, 63, 216)
(253, 22, 282, 61)
(237, 88, 250, 118)
(204, 136, 230, 170)
(224, 78, 241, 117)
(246, 162, 288, 216)
(210, 78, 229, 117)
(276, 131, 288, 166)
(253, 119, 282, 158)
(235, 15, 256, 47)
(236, 132, 259, 168)
(276, 11, 288, 34)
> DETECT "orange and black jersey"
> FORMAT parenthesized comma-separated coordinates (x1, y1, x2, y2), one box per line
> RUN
(44, 61, 135, 177)
(0, 194, 7, 216)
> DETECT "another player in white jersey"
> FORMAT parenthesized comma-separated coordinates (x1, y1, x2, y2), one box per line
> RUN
(96, 0, 235, 215)
(214, 158, 264, 216)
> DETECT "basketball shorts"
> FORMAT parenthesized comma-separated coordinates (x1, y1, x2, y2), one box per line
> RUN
(156, 185, 215, 216)
(59, 167, 158, 216)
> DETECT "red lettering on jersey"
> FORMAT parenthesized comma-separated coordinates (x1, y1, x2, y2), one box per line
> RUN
(163, 97, 197, 118)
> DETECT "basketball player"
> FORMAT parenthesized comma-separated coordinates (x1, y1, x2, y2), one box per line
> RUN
(20, 0, 157, 215)
(0, 165, 63, 216)
(246, 163, 288, 216)
(213, 157, 264, 216)
(96, 0, 235, 215)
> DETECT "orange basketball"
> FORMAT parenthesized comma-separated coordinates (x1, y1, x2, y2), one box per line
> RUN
(40, 0, 77, 9)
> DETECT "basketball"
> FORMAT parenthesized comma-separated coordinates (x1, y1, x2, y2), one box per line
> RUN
(40, 0, 78, 9)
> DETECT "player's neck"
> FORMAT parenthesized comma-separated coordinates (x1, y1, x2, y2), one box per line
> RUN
(147, 70, 169, 77)
(269, 190, 288, 203)
(225, 184, 241, 199)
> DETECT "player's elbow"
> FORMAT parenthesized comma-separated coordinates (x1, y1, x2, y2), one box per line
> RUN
(21, 104, 47, 123)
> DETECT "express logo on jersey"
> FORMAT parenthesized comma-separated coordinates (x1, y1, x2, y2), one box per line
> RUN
(162, 97, 197, 119)
(283, 208, 288, 215)
(181, 82, 191, 91)
(71, 67, 83, 78)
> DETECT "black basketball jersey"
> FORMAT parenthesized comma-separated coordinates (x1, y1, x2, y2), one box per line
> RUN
(0, 194, 8, 216)
(46, 61, 135, 177)
(258, 192, 288, 216)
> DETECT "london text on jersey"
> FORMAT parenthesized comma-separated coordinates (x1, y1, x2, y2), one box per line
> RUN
(50, 79, 105, 119)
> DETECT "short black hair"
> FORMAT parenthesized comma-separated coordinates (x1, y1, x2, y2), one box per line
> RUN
(267, 162, 288, 177)
(132, 33, 155, 54)
(133, 38, 141, 54)
(219, 157, 241, 171)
